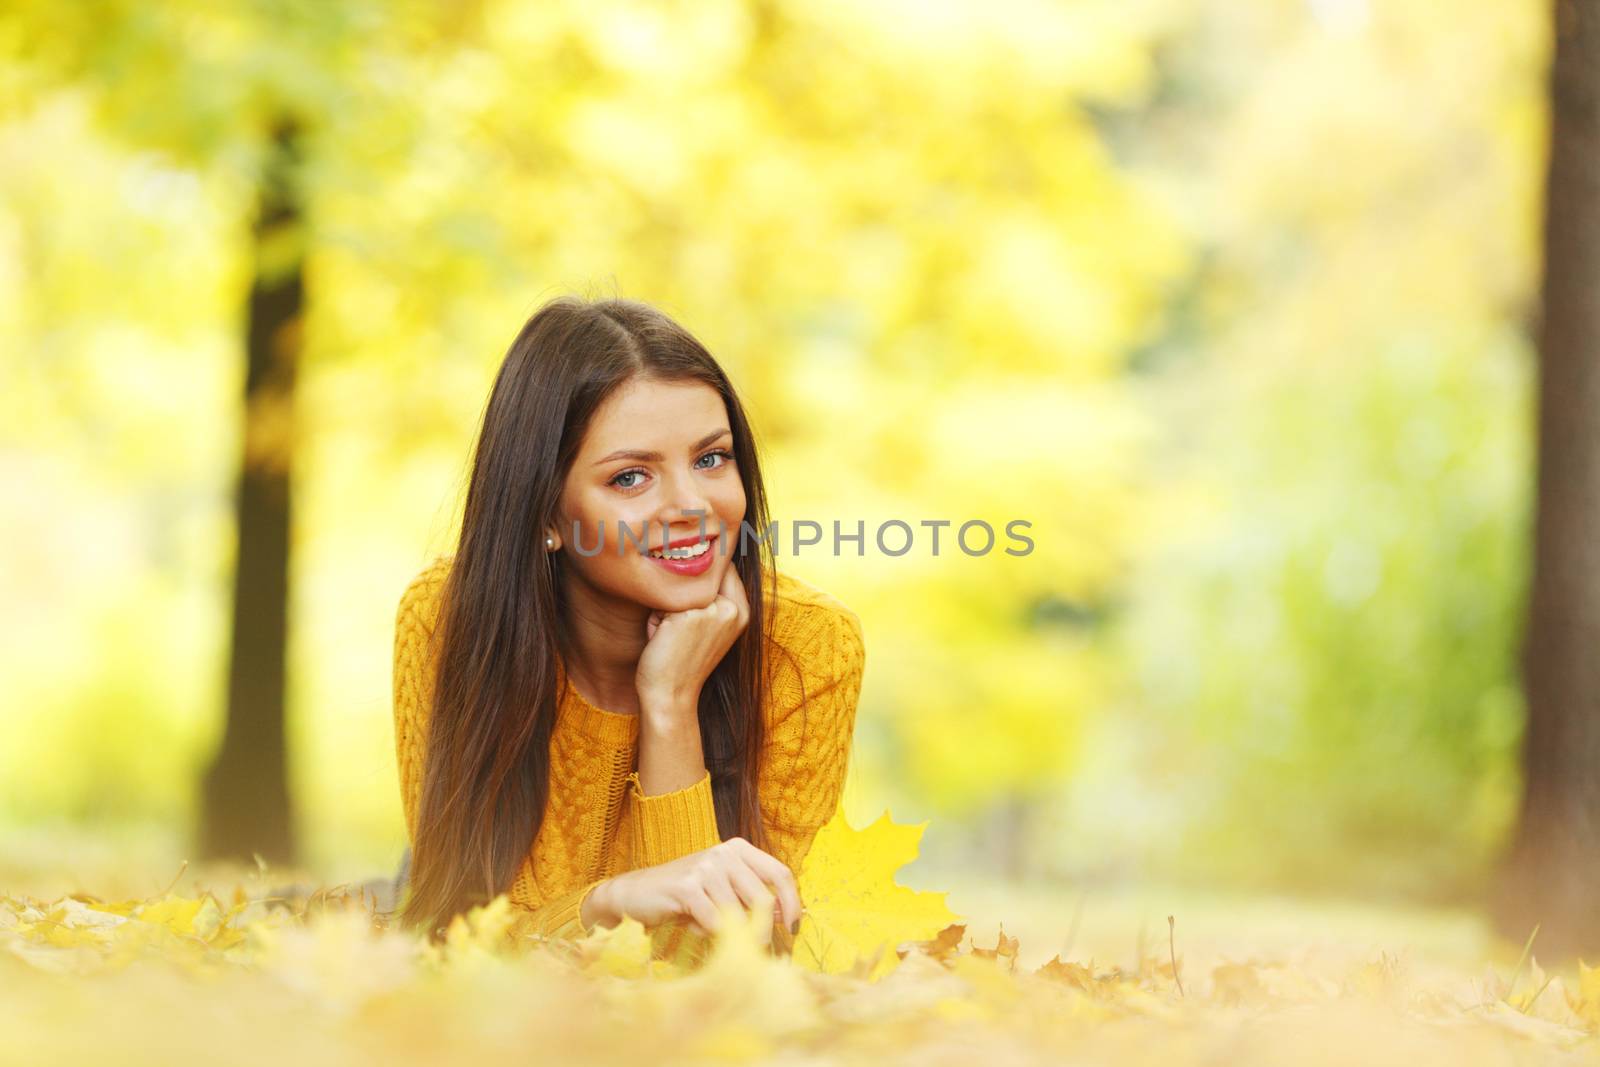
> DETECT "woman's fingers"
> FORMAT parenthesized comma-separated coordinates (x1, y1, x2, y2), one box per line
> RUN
(699, 867, 741, 926)
(725, 862, 778, 946)
(727, 840, 802, 932)
(682, 883, 723, 937)
(649, 843, 803, 943)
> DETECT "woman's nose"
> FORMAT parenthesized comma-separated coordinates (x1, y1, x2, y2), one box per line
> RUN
(659, 477, 712, 531)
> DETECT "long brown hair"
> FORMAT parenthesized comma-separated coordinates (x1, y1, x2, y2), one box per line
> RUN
(399, 295, 778, 937)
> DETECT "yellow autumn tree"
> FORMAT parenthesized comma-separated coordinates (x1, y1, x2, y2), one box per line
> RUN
(0, 0, 1195, 880)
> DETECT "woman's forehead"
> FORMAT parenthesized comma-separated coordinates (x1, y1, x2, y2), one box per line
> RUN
(581, 378, 728, 456)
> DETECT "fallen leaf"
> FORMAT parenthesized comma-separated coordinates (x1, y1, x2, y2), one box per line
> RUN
(790, 805, 961, 980)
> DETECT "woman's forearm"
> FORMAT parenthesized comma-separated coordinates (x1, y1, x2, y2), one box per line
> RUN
(634, 694, 707, 795)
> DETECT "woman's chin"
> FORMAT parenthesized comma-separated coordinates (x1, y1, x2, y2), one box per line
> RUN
(635, 558, 725, 610)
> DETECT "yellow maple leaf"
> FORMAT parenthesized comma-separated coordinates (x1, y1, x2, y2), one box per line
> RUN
(443, 893, 517, 957)
(1564, 958, 1600, 1031)
(791, 804, 960, 980)
(135, 896, 206, 937)
(577, 915, 657, 979)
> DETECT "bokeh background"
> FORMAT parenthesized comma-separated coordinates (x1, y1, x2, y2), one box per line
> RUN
(0, 0, 1561, 958)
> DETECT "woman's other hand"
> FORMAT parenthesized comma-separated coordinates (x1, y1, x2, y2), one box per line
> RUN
(585, 836, 802, 945)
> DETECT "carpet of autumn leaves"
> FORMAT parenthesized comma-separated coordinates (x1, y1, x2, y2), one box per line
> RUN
(6, 811, 1600, 1066)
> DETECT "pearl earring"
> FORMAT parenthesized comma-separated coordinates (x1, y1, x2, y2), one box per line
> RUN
(545, 535, 555, 550)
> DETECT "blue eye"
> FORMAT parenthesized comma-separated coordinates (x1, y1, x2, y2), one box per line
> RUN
(696, 448, 734, 470)
(610, 469, 644, 489)
(609, 449, 732, 492)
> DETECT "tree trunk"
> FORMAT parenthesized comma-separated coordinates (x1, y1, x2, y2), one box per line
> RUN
(982, 793, 1034, 882)
(1492, 0, 1600, 960)
(198, 115, 306, 868)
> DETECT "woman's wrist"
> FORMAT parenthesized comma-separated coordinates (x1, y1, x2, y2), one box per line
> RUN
(637, 688, 700, 730)
(582, 876, 620, 931)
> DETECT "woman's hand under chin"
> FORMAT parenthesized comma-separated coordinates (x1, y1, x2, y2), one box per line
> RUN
(635, 563, 751, 721)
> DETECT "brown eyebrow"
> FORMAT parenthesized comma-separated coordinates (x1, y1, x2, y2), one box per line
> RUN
(593, 429, 732, 467)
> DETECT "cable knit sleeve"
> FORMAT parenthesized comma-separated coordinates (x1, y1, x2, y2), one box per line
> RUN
(758, 603, 866, 877)
(627, 766, 723, 868)
(507, 876, 611, 941)
(392, 569, 442, 847)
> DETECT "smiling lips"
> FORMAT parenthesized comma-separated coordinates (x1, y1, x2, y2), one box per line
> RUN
(646, 532, 719, 575)
(648, 533, 716, 560)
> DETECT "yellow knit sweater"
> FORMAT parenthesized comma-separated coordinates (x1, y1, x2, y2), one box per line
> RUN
(392, 555, 865, 941)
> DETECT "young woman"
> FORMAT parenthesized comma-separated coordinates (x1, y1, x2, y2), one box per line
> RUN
(391, 295, 866, 950)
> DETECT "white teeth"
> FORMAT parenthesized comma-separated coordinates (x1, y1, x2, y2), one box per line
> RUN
(650, 539, 712, 559)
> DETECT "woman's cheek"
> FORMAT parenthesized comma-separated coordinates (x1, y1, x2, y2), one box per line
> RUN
(607, 509, 654, 556)
(716, 489, 747, 535)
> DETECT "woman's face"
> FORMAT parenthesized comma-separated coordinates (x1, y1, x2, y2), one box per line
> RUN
(556, 375, 747, 613)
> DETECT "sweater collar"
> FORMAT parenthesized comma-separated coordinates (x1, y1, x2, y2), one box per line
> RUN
(553, 656, 641, 747)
